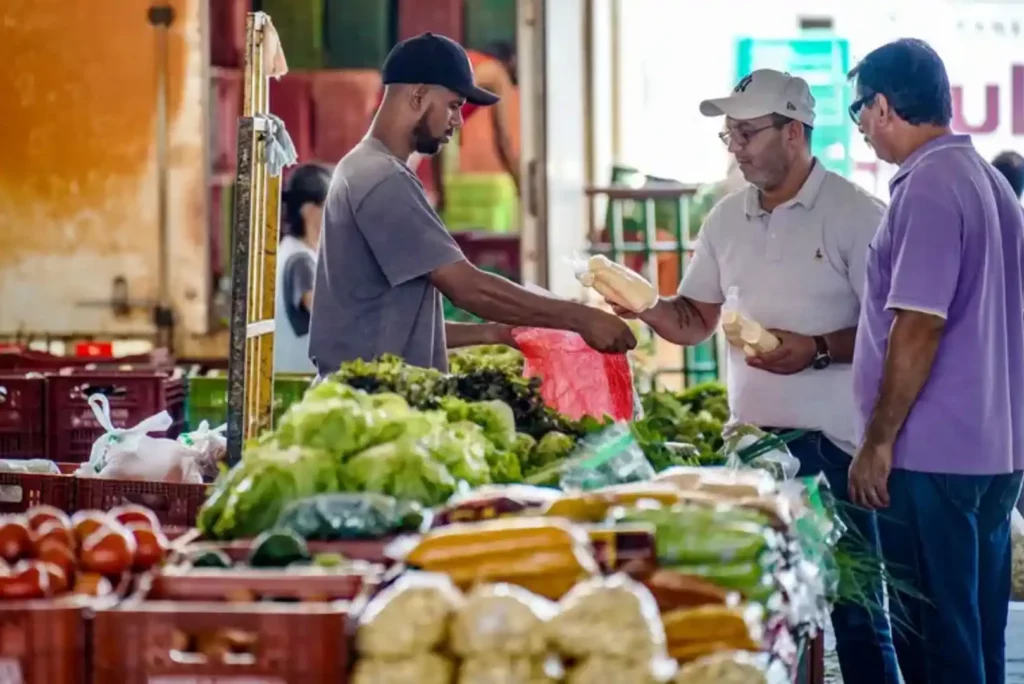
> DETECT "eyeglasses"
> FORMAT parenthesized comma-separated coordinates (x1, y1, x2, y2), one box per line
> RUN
(849, 93, 876, 124)
(718, 123, 776, 147)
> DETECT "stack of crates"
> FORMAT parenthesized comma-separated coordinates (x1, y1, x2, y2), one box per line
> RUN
(186, 373, 314, 431)
(442, 173, 519, 233)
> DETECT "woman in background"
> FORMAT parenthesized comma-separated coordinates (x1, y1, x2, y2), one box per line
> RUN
(274, 163, 331, 374)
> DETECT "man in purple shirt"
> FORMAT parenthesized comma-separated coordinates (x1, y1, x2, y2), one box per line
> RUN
(849, 38, 1024, 684)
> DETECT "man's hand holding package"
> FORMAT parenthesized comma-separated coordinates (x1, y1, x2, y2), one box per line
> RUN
(745, 329, 816, 375)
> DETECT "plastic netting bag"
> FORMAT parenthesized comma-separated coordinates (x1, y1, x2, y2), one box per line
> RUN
(512, 327, 635, 422)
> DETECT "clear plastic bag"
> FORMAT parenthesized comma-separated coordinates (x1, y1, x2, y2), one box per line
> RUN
(276, 492, 428, 540)
(572, 254, 659, 314)
(78, 394, 202, 483)
(720, 424, 800, 481)
(513, 327, 635, 422)
(450, 583, 558, 657)
(654, 466, 778, 499)
(177, 420, 227, 481)
(351, 652, 455, 684)
(356, 571, 464, 658)
(548, 573, 667, 662)
(675, 650, 786, 684)
(558, 424, 656, 492)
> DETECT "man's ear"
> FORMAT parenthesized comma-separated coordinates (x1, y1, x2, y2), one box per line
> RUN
(874, 93, 893, 124)
(409, 85, 430, 111)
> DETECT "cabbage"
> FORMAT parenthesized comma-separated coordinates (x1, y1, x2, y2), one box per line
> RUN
(425, 421, 492, 486)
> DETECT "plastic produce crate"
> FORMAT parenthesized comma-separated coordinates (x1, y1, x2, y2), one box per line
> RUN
(0, 464, 76, 515)
(187, 373, 313, 430)
(92, 603, 350, 683)
(0, 373, 46, 459)
(45, 371, 187, 462)
(0, 599, 88, 684)
(74, 478, 209, 531)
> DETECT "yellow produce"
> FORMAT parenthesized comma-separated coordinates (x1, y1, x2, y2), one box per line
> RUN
(577, 255, 658, 313)
(662, 604, 763, 646)
(405, 518, 591, 568)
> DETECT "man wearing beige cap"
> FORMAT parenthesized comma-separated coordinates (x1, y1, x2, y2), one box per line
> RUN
(618, 70, 898, 682)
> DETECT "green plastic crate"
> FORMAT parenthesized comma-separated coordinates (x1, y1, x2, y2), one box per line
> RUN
(464, 0, 516, 52)
(443, 173, 518, 232)
(186, 373, 314, 431)
(325, 0, 395, 69)
(262, 0, 325, 70)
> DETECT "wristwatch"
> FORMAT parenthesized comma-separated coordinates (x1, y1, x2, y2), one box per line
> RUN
(811, 335, 832, 370)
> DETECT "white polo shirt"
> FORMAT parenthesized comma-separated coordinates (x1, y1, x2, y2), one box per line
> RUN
(680, 160, 885, 454)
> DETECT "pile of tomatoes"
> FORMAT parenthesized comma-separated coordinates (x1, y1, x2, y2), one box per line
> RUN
(0, 504, 170, 601)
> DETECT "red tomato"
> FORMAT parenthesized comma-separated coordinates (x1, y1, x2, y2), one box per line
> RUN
(32, 520, 77, 555)
(26, 506, 71, 533)
(0, 517, 33, 564)
(109, 505, 161, 532)
(127, 523, 168, 572)
(80, 523, 136, 577)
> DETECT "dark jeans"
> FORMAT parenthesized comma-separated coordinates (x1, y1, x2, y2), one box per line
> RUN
(784, 431, 901, 684)
(879, 468, 1024, 684)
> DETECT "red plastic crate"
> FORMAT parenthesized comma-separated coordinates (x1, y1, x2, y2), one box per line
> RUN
(211, 68, 243, 175)
(0, 470, 75, 515)
(453, 231, 522, 281)
(310, 70, 381, 163)
(0, 373, 46, 459)
(45, 371, 187, 463)
(0, 599, 88, 684)
(209, 0, 248, 68)
(270, 73, 314, 163)
(398, 0, 464, 40)
(74, 477, 208, 530)
(0, 350, 156, 372)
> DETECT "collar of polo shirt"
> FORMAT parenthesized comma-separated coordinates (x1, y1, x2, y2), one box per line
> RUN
(743, 158, 828, 218)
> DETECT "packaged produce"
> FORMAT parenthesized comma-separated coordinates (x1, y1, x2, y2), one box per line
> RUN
(662, 604, 764, 646)
(542, 483, 683, 522)
(567, 655, 675, 684)
(275, 493, 427, 540)
(402, 518, 593, 569)
(721, 425, 801, 481)
(654, 466, 777, 498)
(586, 524, 657, 572)
(351, 652, 455, 684)
(0, 459, 60, 474)
(547, 573, 666, 662)
(177, 420, 228, 480)
(450, 583, 557, 657)
(356, 571, 463, 657)
(554, 424, 656, 492)
(458, 655, 563, 684)
(78, 393, 203, 483)
(720, 288, 779, 357)
(674, 650, 778, 684)
(640, 570, 734, 611)
(247, 528, 312, 568)
(433, 486, 562, 527)
(575, 254, 658, 313)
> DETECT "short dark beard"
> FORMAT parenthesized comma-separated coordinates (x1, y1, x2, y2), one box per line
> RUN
(412, 112, 444, 155)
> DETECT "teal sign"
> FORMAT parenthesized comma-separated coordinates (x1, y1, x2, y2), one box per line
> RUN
(735, 37, 853, 178)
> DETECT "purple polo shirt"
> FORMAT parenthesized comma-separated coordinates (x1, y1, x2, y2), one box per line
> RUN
(853, 134, 1024, 475)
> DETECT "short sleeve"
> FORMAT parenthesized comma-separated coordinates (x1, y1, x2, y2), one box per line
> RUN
(284, 253, 315, 310)
(840, 193, 885, 304)
(678, 210, 725, 304)
(885, 188, 962, 318)
(355, 172, 465, 287)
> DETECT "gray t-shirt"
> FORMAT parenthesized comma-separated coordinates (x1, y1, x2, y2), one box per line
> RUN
(308, 138, 465, 374)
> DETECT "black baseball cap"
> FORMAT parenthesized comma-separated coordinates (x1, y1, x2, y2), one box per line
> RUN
(381, 32, 500, 107)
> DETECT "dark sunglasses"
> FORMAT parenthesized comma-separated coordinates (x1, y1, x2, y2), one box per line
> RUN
(849, 93, 876, 124)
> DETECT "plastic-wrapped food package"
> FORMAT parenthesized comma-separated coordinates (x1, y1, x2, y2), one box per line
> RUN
(558, 424, 656, 492)
(433, 485, 562, 528)
(675, 650, 786, 684)
(351, 652, 454, 684)
(542, 483, 683, 522)
(458, 654, 563, 684)
(662, 604, 765, 662)
(0, 459, 59, 474)
(177, 421, 228, 481)
(275, 492, 428, 540)
(567, 654, 677, 684)
(548, 573, 667, 662)
(356, 571, 463, 657)
(654, 466, 778, 499)
(396, 518, 599, 601)
(574, 254, 659, 314)
(451, 583, 557, 657)
(720, 425, 800, 481)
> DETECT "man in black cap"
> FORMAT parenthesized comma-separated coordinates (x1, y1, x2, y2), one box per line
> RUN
(308, 33, 636, 375)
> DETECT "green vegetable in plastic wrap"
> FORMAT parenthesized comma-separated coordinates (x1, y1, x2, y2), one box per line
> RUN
(556, 424, 655, 491)
(655, 522, 771, 565)
(341, 438, 457, 506)
(276, 493, 427, 541)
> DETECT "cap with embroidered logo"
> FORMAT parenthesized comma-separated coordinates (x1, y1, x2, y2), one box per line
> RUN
(700, 69, 816, 126)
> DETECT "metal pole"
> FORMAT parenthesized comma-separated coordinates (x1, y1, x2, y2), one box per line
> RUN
(148, 5, 176, 352)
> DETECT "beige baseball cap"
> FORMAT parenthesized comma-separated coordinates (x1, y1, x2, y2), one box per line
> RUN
(700, 69, 816, 126)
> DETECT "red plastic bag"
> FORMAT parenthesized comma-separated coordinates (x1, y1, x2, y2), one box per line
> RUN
(513, 327, 635, 422)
